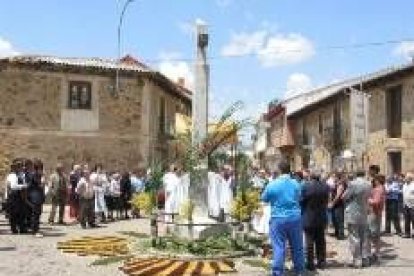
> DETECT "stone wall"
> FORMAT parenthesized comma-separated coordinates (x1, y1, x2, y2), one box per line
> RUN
(98, 77, 143, 133)
(367, 74, 414, 174)
(0, 65, 191, 189)
(289, 71, 414, 174)
(0, 130, 143, 171)
(0, 68, 61, 129)
(291, 96, 351, 171)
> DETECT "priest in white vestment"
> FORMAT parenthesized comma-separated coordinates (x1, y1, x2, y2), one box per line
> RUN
(252, 203, 271, 234)
(176, 172, 190, 213)
(90, 165, 109, 222)
(208, 171, 221, 218)
(163, 165, 180, 222)
(218, 168, 234, 215)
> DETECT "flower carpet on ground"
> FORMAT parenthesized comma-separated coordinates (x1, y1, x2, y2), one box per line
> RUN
(57, 235, 129, 257)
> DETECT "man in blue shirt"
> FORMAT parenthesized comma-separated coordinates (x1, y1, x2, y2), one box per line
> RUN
(130, 170, 145, 194)
(261, 160, 304, 276)
(384, 174, 402, 235)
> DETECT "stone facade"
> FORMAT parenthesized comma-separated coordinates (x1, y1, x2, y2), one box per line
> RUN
(264, 106, 292, 171)
(0, 58, 191, 190)
(285, 67, 414, 174)
(289, 95, 351, 172)
(366, 74, 414, 175)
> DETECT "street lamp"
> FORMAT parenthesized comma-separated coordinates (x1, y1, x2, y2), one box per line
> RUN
(116, 0, 136, 94)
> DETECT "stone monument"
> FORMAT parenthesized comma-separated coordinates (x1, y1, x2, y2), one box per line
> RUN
(172, 20, 231, 240)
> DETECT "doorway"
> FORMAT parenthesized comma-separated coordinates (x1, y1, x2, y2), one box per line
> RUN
(388, 151, 402, 175)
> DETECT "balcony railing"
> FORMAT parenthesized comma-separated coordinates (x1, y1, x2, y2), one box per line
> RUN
(271, 123, 295, 148)
(323, 125, 344, 150)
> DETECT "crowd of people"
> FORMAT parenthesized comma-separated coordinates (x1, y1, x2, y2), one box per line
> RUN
(2, 158, 146, 236)
(257, 161, 414, 276)
(2, 157, 414, 275)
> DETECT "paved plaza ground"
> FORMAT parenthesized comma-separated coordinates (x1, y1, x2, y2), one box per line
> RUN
(1, 206, 414, 276)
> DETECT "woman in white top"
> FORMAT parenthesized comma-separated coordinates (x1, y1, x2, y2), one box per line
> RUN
(108, 173, 121, 220)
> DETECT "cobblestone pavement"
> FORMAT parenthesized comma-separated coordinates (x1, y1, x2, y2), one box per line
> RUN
(1, 206, 414, 276)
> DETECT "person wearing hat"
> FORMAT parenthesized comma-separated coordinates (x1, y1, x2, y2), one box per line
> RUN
(402, 172, 414, 238)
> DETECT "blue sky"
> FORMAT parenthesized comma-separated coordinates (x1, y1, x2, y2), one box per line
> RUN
(1, 0, 414, 127)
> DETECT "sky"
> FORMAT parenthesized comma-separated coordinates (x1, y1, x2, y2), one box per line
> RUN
(1, 0, 414, 140)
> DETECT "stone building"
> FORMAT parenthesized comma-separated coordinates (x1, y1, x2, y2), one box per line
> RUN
(0, 55, 191, 182)
(252, 114, 268, 168)
(283, 62, 414, 174)
(262, 101, 295, 172)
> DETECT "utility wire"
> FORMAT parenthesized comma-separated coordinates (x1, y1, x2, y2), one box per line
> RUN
(143, 37, 414, 65)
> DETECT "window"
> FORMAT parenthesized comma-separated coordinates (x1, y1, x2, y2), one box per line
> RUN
(159, 97, 166, 134)
(68, 81, 92, 109)
(386, 85, 402, 138)
(302, 152, 310, 169)
(333, 101, 342, 147)
(302, 118, 309, 145)
(318, 113, 323, 135)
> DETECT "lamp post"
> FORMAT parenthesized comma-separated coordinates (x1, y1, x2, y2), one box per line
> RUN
(116, 0, 136, 93)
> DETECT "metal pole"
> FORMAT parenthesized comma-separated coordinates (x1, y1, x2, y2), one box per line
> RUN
(116, 0, 136, 93)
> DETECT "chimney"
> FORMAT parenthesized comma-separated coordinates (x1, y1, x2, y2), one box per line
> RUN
(120, 54, 139, 65)
(177, 77, 185, 87)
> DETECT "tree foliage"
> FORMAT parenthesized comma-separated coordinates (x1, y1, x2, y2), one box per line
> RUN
(176, 100, 250, 175)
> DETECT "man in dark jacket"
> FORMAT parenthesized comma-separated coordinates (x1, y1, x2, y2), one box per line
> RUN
(69, 164, 82, 220)
(27, 159, 45, 237)
(120, 172, 132, 219)
(301, 171, 330, 271)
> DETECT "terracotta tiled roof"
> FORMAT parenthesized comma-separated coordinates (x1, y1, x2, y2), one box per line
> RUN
(3, 55, 151, 72)
(1, 54, 192, 100)
(285, 62, 414, 117)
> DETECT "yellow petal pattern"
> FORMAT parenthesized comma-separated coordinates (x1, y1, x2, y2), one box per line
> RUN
(120, 258, 236, 276)
(57, 236, 129, 257)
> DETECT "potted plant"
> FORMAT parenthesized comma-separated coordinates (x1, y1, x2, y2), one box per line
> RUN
(179, 200, 195, 222)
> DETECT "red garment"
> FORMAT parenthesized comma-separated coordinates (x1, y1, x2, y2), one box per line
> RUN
(69, 202, 79, 218)
(368, 185, 385, 216)
(157, 190, 165, 206)
(68, 188, 79, 219)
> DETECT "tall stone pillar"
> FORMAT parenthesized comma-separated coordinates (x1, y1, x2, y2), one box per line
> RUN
(192, 21, 209, 148)
(190, 20, 210, 215)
